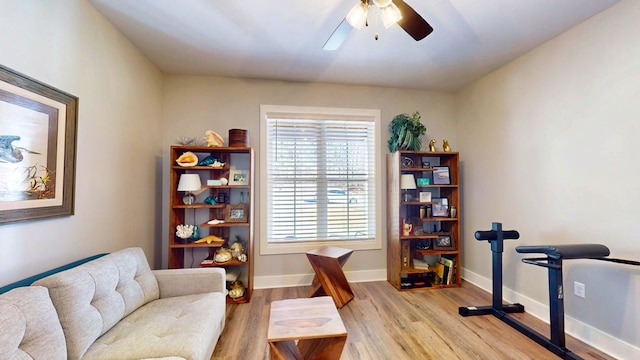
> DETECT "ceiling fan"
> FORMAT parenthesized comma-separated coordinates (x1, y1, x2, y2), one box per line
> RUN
(323, 0, 434, 51)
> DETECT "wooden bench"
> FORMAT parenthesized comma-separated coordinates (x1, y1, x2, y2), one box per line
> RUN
(267, 296, 347, 360)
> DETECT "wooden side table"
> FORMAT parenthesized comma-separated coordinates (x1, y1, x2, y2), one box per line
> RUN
(267, 296, 347, 360)
(306, 246, 354, 308)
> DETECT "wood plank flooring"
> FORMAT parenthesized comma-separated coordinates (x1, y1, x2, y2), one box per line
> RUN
(212, 280, 615, 360)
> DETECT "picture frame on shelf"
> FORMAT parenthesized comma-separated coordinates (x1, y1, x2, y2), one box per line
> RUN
(431, 197, 449, 217)
(419, 192, 432, 202)
(224, 204, 247, 223)
(421, 161, 430, 169)
(432, 166, 451, 185)
(434, 234, 455, 250)
(0, 64, 78, 225)
(416, 177, 430, 186)
(229, 169, 249, 185)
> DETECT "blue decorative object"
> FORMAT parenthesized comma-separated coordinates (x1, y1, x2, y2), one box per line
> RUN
(203, 196, 217, 205)
(191, 225, 200, 240)
(197, 155, 221, 166)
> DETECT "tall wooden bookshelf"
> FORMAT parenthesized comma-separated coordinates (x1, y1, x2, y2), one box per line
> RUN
(387, 151, 461, 290)
(169, 145, 254, 303)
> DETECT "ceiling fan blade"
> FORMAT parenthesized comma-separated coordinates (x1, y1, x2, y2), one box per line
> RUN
(393, 0, 433, 41)
(323, 18, 353, 51)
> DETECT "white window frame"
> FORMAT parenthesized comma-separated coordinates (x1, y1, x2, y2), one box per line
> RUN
(259, 105, 382, 255)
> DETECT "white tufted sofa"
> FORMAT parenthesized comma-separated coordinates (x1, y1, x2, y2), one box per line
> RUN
(0, 247, 226, 360)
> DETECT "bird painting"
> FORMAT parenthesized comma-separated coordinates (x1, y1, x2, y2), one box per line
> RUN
(0, 135, 41, 163)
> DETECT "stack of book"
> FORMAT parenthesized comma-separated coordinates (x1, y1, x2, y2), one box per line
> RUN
(412, 258, 431, 270)
(434, 255, 456, 285)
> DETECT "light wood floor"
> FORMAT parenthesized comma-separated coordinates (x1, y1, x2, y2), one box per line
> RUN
(212, 280, 615, 360)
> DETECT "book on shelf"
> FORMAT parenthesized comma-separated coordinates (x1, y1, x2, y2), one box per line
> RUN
(438, 256, 455, 285)
(435, 262, 445, 281)
(412, 258, 430, 270)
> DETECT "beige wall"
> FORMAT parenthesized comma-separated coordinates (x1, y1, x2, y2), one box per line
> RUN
(161, 76, 456, 284)
(457, 0, 640, 357)
(0, 0, 163, 285)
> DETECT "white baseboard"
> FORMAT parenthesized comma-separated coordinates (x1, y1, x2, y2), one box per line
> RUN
(254, 268, 386, 289)
(461, 268, 640, 360)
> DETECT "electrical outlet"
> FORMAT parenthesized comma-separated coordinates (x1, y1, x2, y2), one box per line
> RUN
(574, 281, 585, 299)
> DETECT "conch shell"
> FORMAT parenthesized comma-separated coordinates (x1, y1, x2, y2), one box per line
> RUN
(176, 151, 198, 167)
(204, 130, 224, 147)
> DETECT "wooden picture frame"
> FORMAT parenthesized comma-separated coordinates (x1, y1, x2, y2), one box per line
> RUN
(419, 191, 432, 203)
(431, 197, 449, 217)
(224, 204, 247, 223)
(229, 169, 249, 185)
(434, 234, 455, 250)
(0, 64, 78, 224)
(432, 166, 451, 185)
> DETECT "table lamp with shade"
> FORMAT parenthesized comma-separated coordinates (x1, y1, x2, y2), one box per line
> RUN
(400, 174, 416, 202)
(177, 174, 202, 205)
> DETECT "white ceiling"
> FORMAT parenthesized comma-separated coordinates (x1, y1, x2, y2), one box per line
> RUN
(89, 0, 618, 91)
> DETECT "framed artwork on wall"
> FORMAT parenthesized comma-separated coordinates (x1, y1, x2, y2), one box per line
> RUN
(0, 64, 78, 224)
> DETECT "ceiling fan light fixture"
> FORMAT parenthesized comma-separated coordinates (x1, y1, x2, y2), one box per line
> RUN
(346, 1, 369, 29)
(380, 2, 402, 29)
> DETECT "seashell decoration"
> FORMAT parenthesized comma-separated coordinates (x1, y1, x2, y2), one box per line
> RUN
(176, 136, 205, 146)
(219, 177, 228, 186)
(238, 254, 247, 262)
(230, 242, 244, 259)
(204, 130, 224, 147)
(214, 248, 232, 263)
(198, 156, 226, 168)
(176, 152, 198, 167)
(228, 280, 245, 299)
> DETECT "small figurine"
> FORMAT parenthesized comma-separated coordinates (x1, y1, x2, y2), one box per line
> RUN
(443, 139, 451, 152)
(402, 221, 413, 236)
(428, 139, 437, 152)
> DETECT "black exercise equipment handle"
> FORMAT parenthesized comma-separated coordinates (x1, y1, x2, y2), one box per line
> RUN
(475, 229, 520, 241)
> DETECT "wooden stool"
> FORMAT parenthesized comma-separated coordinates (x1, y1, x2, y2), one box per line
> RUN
(267, 296, 347, 360)
(306, 246, 354, 308)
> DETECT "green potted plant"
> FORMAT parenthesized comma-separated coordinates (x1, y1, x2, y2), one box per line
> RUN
(387, 111, 426, 152)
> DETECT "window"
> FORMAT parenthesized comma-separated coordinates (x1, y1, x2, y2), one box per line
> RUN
(260, 105, 382, 254)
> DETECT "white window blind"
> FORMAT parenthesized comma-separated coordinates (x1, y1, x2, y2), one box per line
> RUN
(261, 106, 379, 250)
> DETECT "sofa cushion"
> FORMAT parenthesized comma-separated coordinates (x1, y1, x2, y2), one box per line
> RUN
(34, 247, 160, 360)
(0, 286, 67, 360)
(82, 292, 226, 360)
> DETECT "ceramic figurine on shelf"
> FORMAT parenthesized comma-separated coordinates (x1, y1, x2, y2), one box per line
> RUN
(403, 221, 413, 236)
(443, 139, 451, 152)
(428, 139, 437, 152)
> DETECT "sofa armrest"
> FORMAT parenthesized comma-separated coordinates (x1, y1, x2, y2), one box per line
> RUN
(153, 268, 226, 298)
